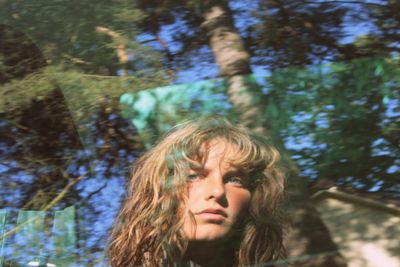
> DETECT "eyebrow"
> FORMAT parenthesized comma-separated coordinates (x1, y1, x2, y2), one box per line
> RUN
(188, 162, 203, 170)
(223, 169, 249, 180)
(189, 164, 242, 174)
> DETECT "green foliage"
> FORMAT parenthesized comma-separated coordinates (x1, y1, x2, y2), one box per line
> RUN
(0, 68, 56, 115)
(0, 0, 147, 70)
(2, 0, 400, 263)
(0, 9, 167, 262)
(264, 57, 399, 193)
(121, 57, 399, 194)
(104, 0, 400, 74)
(120, 78, 231, 148)
(0, 65, 169, 131)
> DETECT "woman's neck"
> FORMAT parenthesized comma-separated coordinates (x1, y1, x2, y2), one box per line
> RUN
(183, 241, 235, 267)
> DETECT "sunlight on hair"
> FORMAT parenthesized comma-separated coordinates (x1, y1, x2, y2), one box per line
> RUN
(107, 117, 285, 266)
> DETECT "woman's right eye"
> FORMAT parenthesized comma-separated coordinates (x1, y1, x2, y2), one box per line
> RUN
(187, 174, 200, 181)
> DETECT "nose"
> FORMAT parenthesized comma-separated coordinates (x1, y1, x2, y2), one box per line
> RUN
(206, 174, 226, 201)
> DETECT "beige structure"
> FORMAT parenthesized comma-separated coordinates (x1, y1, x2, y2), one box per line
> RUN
(311, 187, 400, 267)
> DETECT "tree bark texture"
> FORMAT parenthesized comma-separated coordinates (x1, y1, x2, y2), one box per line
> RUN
(200, 0, 268, 134)
(200, 1, 347, 266)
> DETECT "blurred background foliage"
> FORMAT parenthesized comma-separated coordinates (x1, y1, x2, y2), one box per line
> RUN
(121, 57, 399, 195)
(0, 0, 399, 265)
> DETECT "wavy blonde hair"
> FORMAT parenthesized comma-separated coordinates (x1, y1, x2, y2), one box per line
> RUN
(107, 118, 285, 266)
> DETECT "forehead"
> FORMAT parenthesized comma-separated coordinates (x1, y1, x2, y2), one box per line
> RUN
(183, 137, 264, 177)
(204, 140, 237, 157)
(197, 139, 240, 169)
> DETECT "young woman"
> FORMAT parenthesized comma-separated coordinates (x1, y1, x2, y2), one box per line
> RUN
(108, 118, 285, 266)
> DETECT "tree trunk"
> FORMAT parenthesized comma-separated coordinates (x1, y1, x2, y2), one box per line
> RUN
(200, 1, 347, 266)
(200, 0, 268, 134)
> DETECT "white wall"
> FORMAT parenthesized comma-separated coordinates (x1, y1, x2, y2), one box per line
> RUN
(314, 196, 400, 267)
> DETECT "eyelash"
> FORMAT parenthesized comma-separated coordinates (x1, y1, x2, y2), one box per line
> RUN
(187, 174, 201, 181)
(226, 176, 245, 185)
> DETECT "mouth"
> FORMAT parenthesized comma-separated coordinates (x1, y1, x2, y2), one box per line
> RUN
(196, 209, 228, 220)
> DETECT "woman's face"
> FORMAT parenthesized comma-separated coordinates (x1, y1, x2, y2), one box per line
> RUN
(182, 139, 252, 243)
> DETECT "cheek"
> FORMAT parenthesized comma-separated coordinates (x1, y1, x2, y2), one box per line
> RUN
(186, 183, 203, 209)
(229, 189, 251, 216)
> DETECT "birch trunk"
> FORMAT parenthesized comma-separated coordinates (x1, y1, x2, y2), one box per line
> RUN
(200, 0, 268, 134)
(200, 1, 347, 266)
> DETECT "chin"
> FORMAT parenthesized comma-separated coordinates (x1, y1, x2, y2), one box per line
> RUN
(187, 224, 233, 242)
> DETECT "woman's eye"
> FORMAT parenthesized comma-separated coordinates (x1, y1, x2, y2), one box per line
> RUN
(187, 174, 200, 181)
(226, 176, 245, 185)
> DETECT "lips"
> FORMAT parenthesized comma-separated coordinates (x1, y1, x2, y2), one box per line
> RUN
(197, 208, 228, 218)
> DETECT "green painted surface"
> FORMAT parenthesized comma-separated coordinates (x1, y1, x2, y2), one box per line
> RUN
(0, 207, 77, 266)
(50, 206, 77, 266)
(0, 209, 7, 267)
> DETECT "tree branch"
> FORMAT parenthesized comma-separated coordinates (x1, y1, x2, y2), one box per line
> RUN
(95, 26, 129, 76)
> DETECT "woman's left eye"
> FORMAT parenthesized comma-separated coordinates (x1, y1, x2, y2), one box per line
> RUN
(226, 176, 245, 185)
